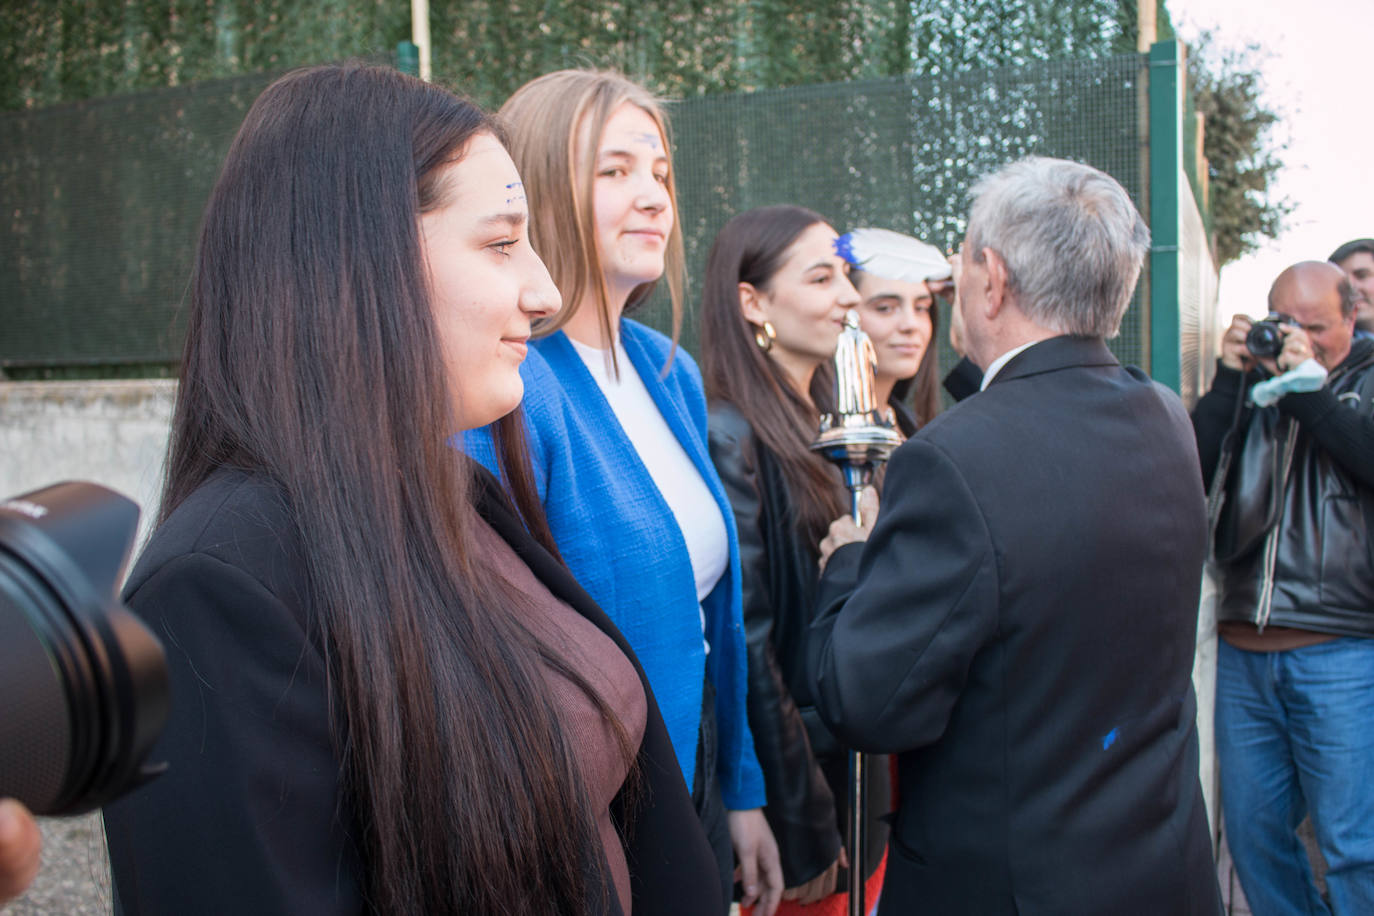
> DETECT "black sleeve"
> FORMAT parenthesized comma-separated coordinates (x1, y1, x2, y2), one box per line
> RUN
(707, 417, 841, 887)
(1279, 385, 1374, 489)
(105, 554, 361, 916)
(808, 438, 999, 755)
(1190, 361, 1252, 487)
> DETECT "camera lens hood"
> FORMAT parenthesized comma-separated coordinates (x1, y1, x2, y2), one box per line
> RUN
(0, 482, 169, 816)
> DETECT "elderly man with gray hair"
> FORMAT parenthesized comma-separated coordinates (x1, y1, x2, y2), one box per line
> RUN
(806, 157, 1222, 915)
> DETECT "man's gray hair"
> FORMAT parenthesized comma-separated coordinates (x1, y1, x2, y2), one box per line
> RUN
(965, 157, 1150, 338)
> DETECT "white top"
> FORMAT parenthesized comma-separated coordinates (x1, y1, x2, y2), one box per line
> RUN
(570, 336, 729, 647)
(980, 340, 1039, 390)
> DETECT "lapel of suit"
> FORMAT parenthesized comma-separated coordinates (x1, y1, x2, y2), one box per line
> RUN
(619, 322, 711, 480)
(619, 322, 745, 583)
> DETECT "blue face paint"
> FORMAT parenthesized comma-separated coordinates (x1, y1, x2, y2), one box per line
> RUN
(504, 181, 526, 206)
(631, 131, 662, 150)
(1102, 727, 1119, 751)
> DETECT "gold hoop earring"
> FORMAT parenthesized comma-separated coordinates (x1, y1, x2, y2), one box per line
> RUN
(754, 320, 776, 352)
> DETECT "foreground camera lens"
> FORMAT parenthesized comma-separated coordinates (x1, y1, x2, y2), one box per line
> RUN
(0, 483, 168, 816)
(0, 552, 78, 811)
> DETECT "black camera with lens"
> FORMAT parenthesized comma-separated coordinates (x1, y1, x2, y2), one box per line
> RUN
(0, 482, 168, 816)
(1245, 312, 1295, 361)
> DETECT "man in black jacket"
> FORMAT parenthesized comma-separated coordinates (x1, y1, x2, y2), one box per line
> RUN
(1192, 261, 1374, 916)
(806, 157, 1221, 915)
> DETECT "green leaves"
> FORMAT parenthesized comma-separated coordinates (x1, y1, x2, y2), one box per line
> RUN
(1187, 33, 1290, 265)
(2, 0, 408, 111)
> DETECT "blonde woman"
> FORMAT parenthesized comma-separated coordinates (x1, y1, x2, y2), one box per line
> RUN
(467, 70, 782, 915)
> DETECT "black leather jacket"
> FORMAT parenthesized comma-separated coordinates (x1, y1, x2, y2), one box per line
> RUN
(707, 401, 890, 888)
(1192, 338, 1374, 636)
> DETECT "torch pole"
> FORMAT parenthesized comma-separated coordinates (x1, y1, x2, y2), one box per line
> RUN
(846, 476, 868, 916)
(847, 735, 867, 915)
(811, 311, 899, 916)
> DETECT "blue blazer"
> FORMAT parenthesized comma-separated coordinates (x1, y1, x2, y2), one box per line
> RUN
(467, 320, 766, 809)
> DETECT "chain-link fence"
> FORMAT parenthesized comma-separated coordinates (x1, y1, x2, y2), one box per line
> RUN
(1, 70, 283, 370)
(2, 52, 1150, 375)
(645, 51, 1147, 373)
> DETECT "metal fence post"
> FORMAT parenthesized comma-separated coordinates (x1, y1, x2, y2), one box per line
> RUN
(1148, 39, 1183, 394)
(396, 41, 420, 77)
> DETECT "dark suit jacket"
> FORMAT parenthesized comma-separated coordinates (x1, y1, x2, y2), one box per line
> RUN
(808, 336, 1221, 915)
(103, 468, 721, 915)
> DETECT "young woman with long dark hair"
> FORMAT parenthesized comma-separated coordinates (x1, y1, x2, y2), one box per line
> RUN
(700, 206, 890, 916)
(101, 63, 720, 916)
(465, 70, 782, 915)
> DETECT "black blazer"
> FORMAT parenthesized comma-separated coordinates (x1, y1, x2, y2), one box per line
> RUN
(103, 468, 721, 915)
(809, 336, 1222, 915)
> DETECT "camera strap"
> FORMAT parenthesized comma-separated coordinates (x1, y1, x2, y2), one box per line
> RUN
(1204, 378, 1248, 561)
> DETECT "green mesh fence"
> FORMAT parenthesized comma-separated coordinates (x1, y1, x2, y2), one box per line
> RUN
(1, 52, 1147, 374)
(1, 70, 283, 369)
(641, 51, 1147, 375)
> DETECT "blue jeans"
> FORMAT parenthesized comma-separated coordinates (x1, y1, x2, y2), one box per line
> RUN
(1216, 638, 1374, 916)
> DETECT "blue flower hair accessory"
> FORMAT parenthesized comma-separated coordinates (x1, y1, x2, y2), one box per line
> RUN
(834, 228, 952, 284)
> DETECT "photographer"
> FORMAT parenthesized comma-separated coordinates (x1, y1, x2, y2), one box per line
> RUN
(1192, 261, 1374, 915)
(0, 799, 40, 903)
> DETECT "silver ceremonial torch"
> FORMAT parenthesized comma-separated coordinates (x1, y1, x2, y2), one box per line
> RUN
(810, 309, 902, 915)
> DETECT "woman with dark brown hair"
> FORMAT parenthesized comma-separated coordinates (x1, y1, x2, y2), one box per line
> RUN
(701, 205, 890, 915)
(101, 63, 719, 915)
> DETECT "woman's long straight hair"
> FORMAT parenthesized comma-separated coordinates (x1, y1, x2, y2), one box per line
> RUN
(162, 63, 608, 914)
(498, 69, 686, 376)
(699, 205, 848, 549)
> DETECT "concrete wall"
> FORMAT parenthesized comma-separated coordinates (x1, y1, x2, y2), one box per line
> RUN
(0, 380, 177, 551)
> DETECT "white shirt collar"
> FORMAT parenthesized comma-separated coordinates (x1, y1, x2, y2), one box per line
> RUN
(979, 340, 1039, 391)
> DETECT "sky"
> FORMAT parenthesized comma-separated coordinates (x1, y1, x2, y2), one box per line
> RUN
(1175, 0, 1373, 322)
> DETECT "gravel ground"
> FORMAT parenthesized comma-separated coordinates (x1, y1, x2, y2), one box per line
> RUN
(0, 810, 1325, 915)
(2, 813, 110, 915)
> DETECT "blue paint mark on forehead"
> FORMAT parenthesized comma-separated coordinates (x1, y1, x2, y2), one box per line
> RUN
(631, 131, 662, 151)
(505, 180, 526, 206)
